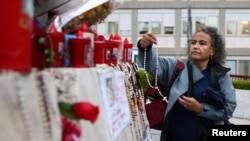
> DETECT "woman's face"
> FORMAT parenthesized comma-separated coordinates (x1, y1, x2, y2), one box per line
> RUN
(189, 31, 215, 62)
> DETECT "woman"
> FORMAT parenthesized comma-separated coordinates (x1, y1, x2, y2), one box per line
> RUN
(137, 26, 237, 141)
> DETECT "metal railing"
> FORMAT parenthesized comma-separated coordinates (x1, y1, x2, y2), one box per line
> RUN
(230, 74, 250, 80)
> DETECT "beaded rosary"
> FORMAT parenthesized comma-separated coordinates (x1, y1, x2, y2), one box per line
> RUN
(130, 63, 146, 123)
(113, 63, 146, 141)
(118, 63, 140, 140)
(16, 77, 35, 141)
(36, 74, 54, 141)
(143, 46, 167, 103)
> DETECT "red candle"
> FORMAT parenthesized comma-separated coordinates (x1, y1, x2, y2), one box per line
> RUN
(110, 34, 123, 65)
(0, 0, 33, 73)
(69, 37, 91, 68)
(94, 36, 106, 65)
(123, 38, 133, 64)
(48, 31, 65, 67)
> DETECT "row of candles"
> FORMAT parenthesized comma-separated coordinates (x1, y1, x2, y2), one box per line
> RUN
(34, 22, 133, 69)
(1, 19, 133, 73)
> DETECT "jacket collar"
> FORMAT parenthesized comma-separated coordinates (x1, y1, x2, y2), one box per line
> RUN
(210, 62, 231, 89)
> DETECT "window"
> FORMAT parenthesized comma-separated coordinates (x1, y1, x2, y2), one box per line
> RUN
(239, 21, 250, 35)
(133, 55, 143, 68)
(96, 22, 106, 35)
(226, 21, 237, 35)
(195, 17, 206, 31)
(164, 26, 174, 34)
(207, 16, 218, 27)
(151, 13, 162, 34)
(95, 10, 132, 36)
(239, 60, 249, 75)
(163, 14, 175, 34)
(139, 22, 149, 34)
(138, 13, 150, 34)
(226, 10, 250, 36)
(151, 22, 161, 34)
(138, 9, 175, 35)
(182, 17, 188, 34)
(120, 14, 131, 35)
(108, 21, 118, 34)
(182, 9, 219, 35)
(226, 60, 236, 75)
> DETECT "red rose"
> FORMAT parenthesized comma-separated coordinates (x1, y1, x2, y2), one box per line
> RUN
(62, 117, 82, 139)
(62, 133, 74, 141)
(73, 102, 99, 123)
(70, 122, 81, 137)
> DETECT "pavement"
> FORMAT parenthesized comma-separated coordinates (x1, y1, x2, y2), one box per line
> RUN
(229, 117, 250, 125)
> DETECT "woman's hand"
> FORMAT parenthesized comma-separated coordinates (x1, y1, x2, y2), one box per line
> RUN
(178, 96, 202, 113)
(140, 32, 157, 48)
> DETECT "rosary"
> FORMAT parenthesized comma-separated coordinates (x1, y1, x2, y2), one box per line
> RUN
(143, 46, 168, 103)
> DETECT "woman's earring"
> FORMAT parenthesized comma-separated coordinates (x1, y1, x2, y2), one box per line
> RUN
(210, 55, 213, 61)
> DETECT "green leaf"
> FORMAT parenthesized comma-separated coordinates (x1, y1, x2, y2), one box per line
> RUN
(58, 101, 80, 120)
(136, 69, 153, 94)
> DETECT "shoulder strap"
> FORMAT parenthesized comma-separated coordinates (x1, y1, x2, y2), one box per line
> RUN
(187, 61, 194, 97)
(166, 60, 184, 93)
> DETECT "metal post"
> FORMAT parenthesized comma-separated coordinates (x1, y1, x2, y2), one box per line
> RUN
(187, 0, 192, 43)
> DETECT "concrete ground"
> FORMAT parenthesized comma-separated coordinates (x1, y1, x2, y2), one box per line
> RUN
(230, 117, 250, 125)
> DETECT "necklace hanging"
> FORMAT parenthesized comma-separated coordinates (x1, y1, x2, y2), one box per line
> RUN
(16, 77, 36, 141)
(143, 47, 168, 103)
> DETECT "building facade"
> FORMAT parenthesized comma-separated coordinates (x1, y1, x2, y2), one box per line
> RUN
(94, 0, 250, 75)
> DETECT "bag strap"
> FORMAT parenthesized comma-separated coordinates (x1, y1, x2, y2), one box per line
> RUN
(187, 61, 194, 96)
(160, 60, 184, 140)
(166, 60, 184, 95)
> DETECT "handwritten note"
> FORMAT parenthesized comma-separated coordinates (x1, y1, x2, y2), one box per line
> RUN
(98, 69, 131, 141)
